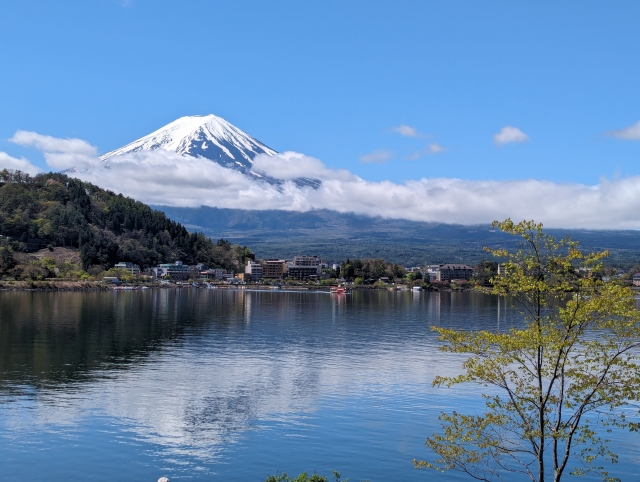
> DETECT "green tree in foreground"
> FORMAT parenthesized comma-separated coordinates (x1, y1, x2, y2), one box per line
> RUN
(415, 219, 640, 482)
(266, 471, 346, 482)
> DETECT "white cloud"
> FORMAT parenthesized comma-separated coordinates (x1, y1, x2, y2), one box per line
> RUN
(426, 143, 446, 154)
(13, 130, 640, 230)
(9, 130, 100, 170)
(10, 130, 97, 155)
(69, 149, 640, 230)
(493, 126, 529, 146)
(608, 121, 640, 140)
(252, 151, 354, 181)
(392, 124, 421, 137)
(0, 152, 42, 176)
(359, 149, 394, 164)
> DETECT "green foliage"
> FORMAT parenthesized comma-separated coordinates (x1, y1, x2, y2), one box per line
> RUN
(340, 258, 406, 281)
(0, 170, 253, 270)
(0, 240, 16, 276)
(102, 267, 135, 282)
(265, 470, 346, 482)
(472, 259, 498, 287)
(415, 219, 640, 482)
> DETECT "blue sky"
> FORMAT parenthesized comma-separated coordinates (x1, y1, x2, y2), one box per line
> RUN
(1, 1, 639, 197)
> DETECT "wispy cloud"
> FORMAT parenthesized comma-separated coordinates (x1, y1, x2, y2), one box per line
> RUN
(608, 121, 640, 140)
(406, 144, 446, 159)
(493, 126, 529, 146)
(6, 131, 640, 229)
(392, 125, 421, 138)
(426, 143, 446, 155)
(359, 149, 394, 164)
(405, 151, 421, 160)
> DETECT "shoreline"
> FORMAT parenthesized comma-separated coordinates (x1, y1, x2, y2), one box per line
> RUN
(0, 280, 111, 292)
(3, 280, 636, 294)
(0, 280, 469, 293)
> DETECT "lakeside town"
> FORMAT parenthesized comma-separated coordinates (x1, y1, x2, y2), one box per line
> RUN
(105, 256, 483, 288)
(102, 255, 640, 291)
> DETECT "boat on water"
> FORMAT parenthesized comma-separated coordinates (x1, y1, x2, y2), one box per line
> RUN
(330, 285, 349, 294)
(412, 286, 423, 292)
(271, 285, 282, 290)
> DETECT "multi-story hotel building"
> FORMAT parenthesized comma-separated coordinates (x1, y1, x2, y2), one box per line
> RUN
(261, 259, 286, 279)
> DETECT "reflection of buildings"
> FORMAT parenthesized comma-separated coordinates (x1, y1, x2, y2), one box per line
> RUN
(428, 291, 441, 321)
(243, 290, 252, 322)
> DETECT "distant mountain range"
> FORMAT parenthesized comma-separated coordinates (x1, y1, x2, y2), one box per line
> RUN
(57, 113, 640, 267)
(155, 206, 640, 267)
(100, 114, 320, 188)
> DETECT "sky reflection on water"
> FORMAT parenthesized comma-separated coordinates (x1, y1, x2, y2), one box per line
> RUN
(0, 290, 638, 481)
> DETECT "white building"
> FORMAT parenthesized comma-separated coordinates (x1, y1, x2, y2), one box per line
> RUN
(425, 265, 441, 282)
(114, 261, 141, 275)
(287, 255, 321, 280)
(245, 260, 263, 281)
(152, 261, 190, 280)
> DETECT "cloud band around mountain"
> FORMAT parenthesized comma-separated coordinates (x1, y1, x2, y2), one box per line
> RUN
(3, 131, 640, 229)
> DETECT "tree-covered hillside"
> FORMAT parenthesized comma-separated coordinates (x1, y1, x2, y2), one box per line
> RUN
(0, 169, 253, 272)
(158, 206, 640, 267)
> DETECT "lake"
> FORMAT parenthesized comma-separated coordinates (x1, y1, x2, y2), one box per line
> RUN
(1, 290, 639, 481)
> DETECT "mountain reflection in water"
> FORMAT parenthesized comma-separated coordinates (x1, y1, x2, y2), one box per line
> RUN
(0, 290, 638, 481)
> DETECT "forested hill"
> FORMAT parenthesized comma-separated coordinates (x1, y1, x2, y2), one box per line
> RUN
(0, 169, 253, 270)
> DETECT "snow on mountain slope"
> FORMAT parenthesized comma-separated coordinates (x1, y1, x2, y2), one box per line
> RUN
(101, 114, 320, 188)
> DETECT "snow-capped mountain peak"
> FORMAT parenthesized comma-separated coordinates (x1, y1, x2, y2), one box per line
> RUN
(99, 114, 320, 189)
(101, 114, 276, 165)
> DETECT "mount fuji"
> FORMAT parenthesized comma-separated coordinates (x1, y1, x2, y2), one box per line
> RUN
(100, 114, 320, 189)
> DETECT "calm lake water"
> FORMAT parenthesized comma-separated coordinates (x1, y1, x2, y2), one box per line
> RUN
(1, 290, 639, 482)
